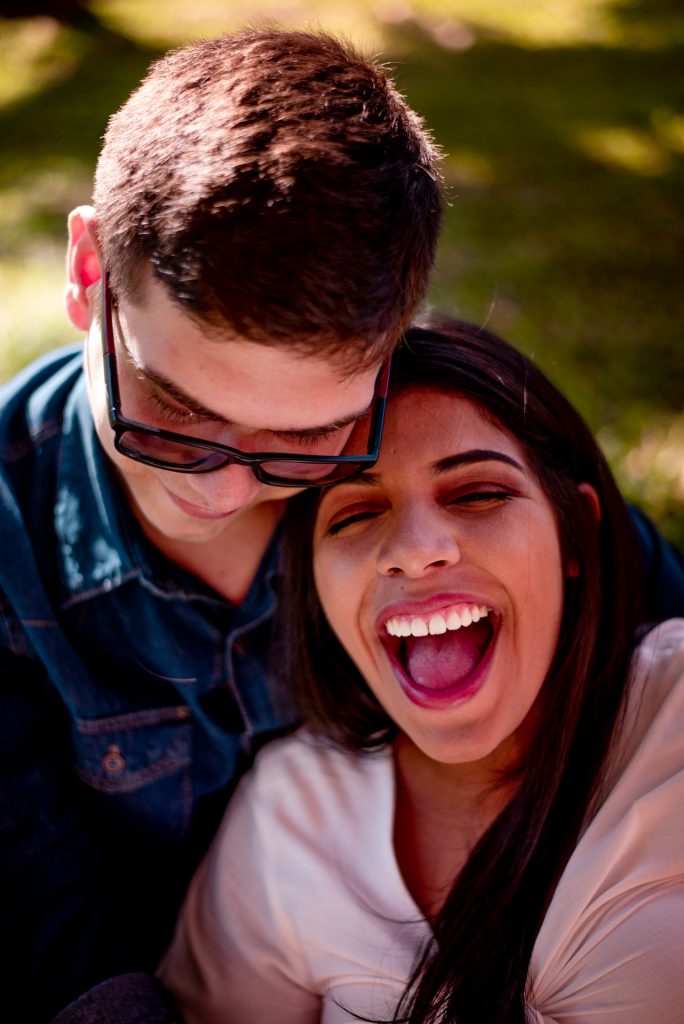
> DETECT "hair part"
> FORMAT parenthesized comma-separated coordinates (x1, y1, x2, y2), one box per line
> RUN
(93, 29, 443, 369)
(280, 315, 645, 1023)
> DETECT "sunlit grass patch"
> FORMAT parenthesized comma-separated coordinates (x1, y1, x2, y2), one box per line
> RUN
(0, 165, 90, 256)
(652, 109, 684, 156)
(382, 0, 684, 49)
(92, 0, 387, 49)
(599, 412, 684, 549)
(410, 0, 622, 47)
(0, 255, 76, 384)
(0, 18, 82, 108)
(91, 0, 660, 54)
(575, 125, 673, 176)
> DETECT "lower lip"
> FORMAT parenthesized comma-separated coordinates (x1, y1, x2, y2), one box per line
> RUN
(164, 489, 236, 521)
(386, 629, 496, 710)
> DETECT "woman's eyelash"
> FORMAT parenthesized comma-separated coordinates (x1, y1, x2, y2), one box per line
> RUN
(327, 489, 514, 535)
(451, 488, 514, 505)
(327, 510, 379, 535)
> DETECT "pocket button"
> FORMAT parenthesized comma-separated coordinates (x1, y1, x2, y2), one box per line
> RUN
(102, 745, 126, 774)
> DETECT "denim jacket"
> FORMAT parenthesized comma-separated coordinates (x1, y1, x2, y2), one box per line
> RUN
(0, 346, 298, 1021)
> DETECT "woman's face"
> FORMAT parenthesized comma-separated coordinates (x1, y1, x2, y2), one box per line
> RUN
(313, 387, 572, 769)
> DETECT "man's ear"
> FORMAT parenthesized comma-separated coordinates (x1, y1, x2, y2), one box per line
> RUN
(566, 482, 601, 578)
(65, 206, 101, 331)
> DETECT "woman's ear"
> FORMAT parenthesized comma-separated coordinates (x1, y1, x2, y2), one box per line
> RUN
(565, 483, 601, 578)
(578, 482, 601, 524)
(65, 206, 101, 331)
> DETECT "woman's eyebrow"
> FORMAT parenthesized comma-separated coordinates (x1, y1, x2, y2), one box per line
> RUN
(432, 450, 525, 475)
(323, 450, 526, 494)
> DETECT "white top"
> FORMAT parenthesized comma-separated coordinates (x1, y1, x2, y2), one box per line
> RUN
(159, 620, 684, 1023)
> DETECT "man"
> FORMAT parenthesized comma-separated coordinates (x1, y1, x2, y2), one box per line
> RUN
(0, 29, 442, 1021)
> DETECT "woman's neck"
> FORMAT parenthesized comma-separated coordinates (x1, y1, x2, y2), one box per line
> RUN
(392, 734, 521, 923)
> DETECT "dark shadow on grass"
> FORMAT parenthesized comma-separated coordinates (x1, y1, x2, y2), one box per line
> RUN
(609, 0, 684, 44)
(0, 0, 97, 25)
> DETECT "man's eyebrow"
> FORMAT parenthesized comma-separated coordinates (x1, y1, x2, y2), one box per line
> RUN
(128, 345, 373, 438)
(142, 363, 230, 421)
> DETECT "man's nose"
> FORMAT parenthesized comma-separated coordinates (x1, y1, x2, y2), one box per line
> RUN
(188, 461, 266, 510)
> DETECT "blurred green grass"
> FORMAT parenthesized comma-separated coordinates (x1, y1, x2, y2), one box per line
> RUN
(0, 0, 682, 545)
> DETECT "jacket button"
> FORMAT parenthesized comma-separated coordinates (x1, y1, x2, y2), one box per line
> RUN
(102, 745, 126, 774)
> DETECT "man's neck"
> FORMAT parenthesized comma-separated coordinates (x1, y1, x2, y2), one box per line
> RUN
(139, 499, 285, 605)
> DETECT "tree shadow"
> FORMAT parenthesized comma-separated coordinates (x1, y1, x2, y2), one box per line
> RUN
(0, 1, 97, 26)
(608, 0, 684, 43)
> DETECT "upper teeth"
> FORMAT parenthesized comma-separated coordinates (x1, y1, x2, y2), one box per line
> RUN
(384, 604, 490, 638)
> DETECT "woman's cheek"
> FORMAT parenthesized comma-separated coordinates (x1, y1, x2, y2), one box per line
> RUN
(314, 536, 374, 646)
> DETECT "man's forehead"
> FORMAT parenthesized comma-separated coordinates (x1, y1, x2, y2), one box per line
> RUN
(117, 289, 383, 434)
(139, 355, 377, 436)
(130, 265, 386, 376)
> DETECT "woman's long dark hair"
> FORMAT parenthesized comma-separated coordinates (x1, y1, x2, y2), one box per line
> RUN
(279, 316, 645, 1023)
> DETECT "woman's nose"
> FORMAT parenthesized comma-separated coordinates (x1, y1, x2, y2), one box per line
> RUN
(377, 508, 461, 579)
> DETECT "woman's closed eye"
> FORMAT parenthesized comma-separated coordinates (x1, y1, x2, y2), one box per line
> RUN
(325, 504, 385, 536)
(447, 486, 516, 511)
(323, 486, 517, 536)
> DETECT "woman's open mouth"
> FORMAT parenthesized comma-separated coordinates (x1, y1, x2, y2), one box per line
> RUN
(380, 602, 497, 707)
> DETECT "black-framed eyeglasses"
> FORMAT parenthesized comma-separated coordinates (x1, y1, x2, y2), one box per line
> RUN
(100, 264, 390, 487)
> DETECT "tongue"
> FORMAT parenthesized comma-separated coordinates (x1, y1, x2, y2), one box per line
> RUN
(405, 620, 491, 690)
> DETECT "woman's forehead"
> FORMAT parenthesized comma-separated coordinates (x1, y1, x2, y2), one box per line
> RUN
(364, 386, 522, 463)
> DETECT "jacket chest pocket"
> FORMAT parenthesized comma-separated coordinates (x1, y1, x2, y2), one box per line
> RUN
(73, 705, 193, 839)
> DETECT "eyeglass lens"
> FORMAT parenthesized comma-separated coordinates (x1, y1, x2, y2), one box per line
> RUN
(115, 403, 376, 483)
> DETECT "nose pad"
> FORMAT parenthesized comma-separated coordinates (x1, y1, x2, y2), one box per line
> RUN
(189, 461, 264, 508)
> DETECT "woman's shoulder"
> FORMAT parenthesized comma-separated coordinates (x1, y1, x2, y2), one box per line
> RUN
(530, 619, 684, 1017)
(247, 728, 391, 791)
(617, 616, 684, 765)
(226, 729, 394, 846)
(587, 616, 684, 833)
(632, 616, 684, 696)
(208, 729, 408, 936)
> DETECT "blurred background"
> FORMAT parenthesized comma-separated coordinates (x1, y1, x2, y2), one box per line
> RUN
(1, 0, 682, 544)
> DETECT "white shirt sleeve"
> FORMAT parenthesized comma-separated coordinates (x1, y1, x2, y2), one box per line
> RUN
(529, 885, 684, 1023)
(528, 619, 684, 1023)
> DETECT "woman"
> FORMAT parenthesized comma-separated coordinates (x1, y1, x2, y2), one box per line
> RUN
(159, 317, 684, 1023)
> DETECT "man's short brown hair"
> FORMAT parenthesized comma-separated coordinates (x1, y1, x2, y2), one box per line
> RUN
(94, 29, 442, 367)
